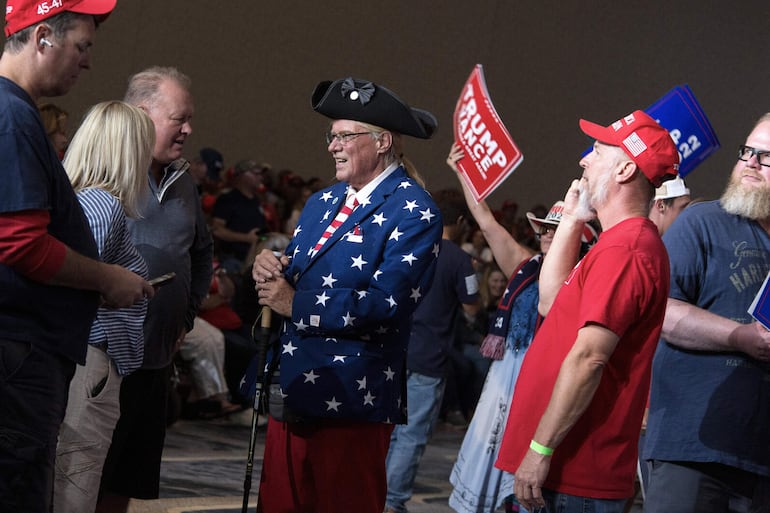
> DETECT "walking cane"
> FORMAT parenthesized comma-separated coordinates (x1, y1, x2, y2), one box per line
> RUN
(241, 305, 271, 513)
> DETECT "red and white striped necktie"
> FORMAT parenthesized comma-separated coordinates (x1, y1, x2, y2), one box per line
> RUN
(312, 194, 359, 255)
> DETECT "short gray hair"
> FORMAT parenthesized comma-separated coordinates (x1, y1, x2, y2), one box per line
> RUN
(124, 66, 192, 108)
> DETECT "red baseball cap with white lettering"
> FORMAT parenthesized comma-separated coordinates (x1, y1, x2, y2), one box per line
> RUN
(579, 110, 680, 188)
(5, 0, 116, 37)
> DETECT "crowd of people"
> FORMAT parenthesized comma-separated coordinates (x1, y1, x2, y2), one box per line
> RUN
(1, 2, 769, 513)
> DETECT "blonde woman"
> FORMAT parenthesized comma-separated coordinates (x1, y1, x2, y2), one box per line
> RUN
(53, 101, 155, 513)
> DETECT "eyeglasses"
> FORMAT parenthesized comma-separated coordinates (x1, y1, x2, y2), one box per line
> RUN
(325, 131, 372, 145)
(535, 225, 556, 239)
(738, 145, 770, 167)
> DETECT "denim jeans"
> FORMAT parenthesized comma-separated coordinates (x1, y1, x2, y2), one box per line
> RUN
(523, 488, 626, 513)
(384, 371, 445, 512)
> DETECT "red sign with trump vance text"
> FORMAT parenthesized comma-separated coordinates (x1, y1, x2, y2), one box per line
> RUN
(453, 65, 524, 203)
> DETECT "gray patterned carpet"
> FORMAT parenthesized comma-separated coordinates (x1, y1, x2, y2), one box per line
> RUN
(127, 411, 466, 513)
(125, 412, 642, 513)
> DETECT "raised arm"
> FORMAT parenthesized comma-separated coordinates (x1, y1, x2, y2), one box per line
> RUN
(446, 144, 534, 277)
(537, 179, 588, 315)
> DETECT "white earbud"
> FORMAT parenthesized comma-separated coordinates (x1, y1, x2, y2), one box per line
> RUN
(39, 38, 53, 47)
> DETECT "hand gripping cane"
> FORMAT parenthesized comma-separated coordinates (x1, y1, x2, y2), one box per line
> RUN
(241, 305, 271, 512)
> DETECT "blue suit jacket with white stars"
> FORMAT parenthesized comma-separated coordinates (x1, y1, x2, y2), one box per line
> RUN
(276, 165, 442, 423)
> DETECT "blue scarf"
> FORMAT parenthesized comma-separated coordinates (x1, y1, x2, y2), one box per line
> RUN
(479, 254, 543, 360)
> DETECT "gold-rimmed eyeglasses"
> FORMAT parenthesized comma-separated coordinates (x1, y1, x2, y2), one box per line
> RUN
(325, 131, 372, 145)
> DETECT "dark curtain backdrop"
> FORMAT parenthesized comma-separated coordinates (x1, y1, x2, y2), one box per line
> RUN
(15, 0, 770, 208)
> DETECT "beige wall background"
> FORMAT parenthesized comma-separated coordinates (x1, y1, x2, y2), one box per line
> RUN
(22, 0, 770, 209)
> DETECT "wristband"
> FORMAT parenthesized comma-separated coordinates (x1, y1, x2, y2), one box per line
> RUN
(530, 439, 554, 456)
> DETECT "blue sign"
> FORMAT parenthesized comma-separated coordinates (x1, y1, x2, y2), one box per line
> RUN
(581, 85, 719, 178)
(645, 84, 719, 178)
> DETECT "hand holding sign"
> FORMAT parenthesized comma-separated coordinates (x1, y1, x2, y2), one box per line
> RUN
(453, 65, 524, 202)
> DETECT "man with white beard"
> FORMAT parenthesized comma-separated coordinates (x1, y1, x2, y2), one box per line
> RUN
(494, 110, 679, 513)
(643, 115, 770, 512)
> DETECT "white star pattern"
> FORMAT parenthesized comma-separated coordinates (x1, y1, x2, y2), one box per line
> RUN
(322, 210, 331, 222)
(419, 208, 436, 223)
(351, 254, 367, 270)
(342, 311, 356, 327)
(401, 253, 417, 266)
(258, 179, 444, 422)
(322, 273, 337, 288)
(326, 397, 342, 412)
(359, 195, 372, 207)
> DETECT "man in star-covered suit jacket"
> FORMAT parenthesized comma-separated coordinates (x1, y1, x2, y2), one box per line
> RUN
(276, 169, 441, 423)
(251, 77, 443, 513)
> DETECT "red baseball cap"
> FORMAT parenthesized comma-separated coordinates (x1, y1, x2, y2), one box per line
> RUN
(5, 0, 117, 37)
(579, 110, 680, 188)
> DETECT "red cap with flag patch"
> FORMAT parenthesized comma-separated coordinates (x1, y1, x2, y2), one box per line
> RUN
(5, 0, 116, 37)
(579, 110, 680, 187)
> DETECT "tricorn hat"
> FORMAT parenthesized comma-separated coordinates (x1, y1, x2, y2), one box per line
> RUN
(311, 77, 437, 139)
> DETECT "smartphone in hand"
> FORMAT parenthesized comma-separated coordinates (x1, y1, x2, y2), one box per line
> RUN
(148, 272, 176, 288)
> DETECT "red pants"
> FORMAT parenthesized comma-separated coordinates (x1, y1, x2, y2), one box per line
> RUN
(257, 417, 394, 513)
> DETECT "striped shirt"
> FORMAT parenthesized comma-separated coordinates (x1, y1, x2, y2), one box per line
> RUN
(78, 187, 148, 376)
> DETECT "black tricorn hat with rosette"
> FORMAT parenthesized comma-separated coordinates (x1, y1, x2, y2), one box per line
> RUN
(311, 77, 437, 139)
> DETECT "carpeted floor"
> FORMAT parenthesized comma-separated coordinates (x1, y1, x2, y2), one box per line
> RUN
(126, 410, 467, 513)
(125, 410, 643, 513)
